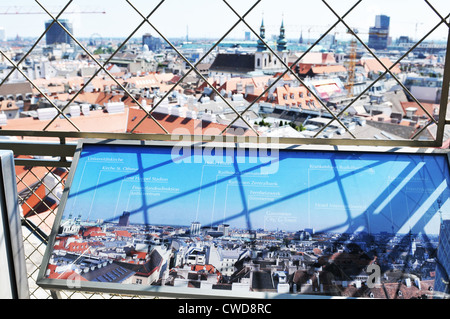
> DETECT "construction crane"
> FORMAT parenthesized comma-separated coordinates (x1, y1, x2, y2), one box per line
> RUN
(0, 6, 105, 15)
(345, 28, 358, 97)
(344, 27, 379, 97)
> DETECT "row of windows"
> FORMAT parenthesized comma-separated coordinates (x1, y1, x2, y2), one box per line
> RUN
(0, 94, 32, 102)
(282, 92, 312, 100)
(256, 56, 288, 68)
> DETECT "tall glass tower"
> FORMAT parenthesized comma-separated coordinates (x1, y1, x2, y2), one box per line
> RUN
(45, 19, 74, 46)
(368, 15, 390, 50)
(434, 219, 450, 298)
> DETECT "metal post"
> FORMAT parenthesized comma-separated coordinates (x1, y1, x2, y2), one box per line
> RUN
(0, 150, 29, 299)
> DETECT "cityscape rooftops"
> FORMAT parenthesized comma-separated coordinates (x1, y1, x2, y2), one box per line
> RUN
(3, 108, 129, 133)
(126, 107, 257, 136)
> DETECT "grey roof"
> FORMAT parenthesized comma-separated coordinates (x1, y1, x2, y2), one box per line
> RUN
(119, 249, 163, 277)
(0, 82, 33, 96)
(83, 262, 134, 283)
(336, 120, 415, 140)
(210, 53, 255, 74)
(252, 271, 275, 290)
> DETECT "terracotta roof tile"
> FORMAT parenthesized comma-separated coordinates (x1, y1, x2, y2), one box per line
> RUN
(311, 65, 347, 74)
(361, 57, 401, 74)
(3, 108, 129, 133)
(127, 107, 256, 136)
(400, 101, 439, 118)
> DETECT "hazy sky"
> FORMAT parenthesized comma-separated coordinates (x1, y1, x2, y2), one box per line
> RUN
(0, 0, 448, 42)
(62, 144, 450, 235)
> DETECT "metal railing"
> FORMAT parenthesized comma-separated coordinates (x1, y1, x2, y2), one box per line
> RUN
(19, 163, 156, 299)
(0, 1, 448, 152)
(0, 0, 448, 298)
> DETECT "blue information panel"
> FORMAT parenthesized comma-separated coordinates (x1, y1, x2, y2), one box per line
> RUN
(38, 141, 450, 299)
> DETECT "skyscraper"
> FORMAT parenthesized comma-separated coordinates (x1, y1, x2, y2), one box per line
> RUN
(368, 15, 390, 50)
(375, 15, 390, 29)
(190, 221, 201, 236)
(218, 224, 230, 237)
(434, 219, 450, 297)
(142, 33, 162, 51)
(0, 27, 6, 42)
(118, 211, 131, 227)
(45, 19, 73, 46)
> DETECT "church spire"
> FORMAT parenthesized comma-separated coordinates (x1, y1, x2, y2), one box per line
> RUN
(277, 17, 287, 52)
(257, 15, 267, 52)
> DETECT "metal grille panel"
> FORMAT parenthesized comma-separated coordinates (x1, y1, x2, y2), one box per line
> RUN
(0, 0, 448, 298)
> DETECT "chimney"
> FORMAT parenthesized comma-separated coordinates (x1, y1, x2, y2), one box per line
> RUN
(37, 108, 58, 121)
(81, 104, 90, 116)
(405, 278, 411, 287)
(414, 278, 421, 290)
(105, 102, 125, 114)
(245, 84, 254, 96)
(405, 107, 417, 118)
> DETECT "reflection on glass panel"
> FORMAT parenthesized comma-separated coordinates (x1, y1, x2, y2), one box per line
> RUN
(41, 142, 450, 298)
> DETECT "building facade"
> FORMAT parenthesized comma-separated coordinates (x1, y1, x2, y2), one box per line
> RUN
(45, 19, 74, 46)
(142, 33, 163, 52)
(434, 219, 450, 297)
(190, 221, 201, 236)
(254, 19, 289, 72)
(118, 211, 130, 227)
(368, 15, 390, 50)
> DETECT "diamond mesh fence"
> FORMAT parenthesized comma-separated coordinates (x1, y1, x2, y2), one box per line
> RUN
(18, 164, 159, 298)
(0, 0, 449, 298)
(0, 0, 448, 144)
